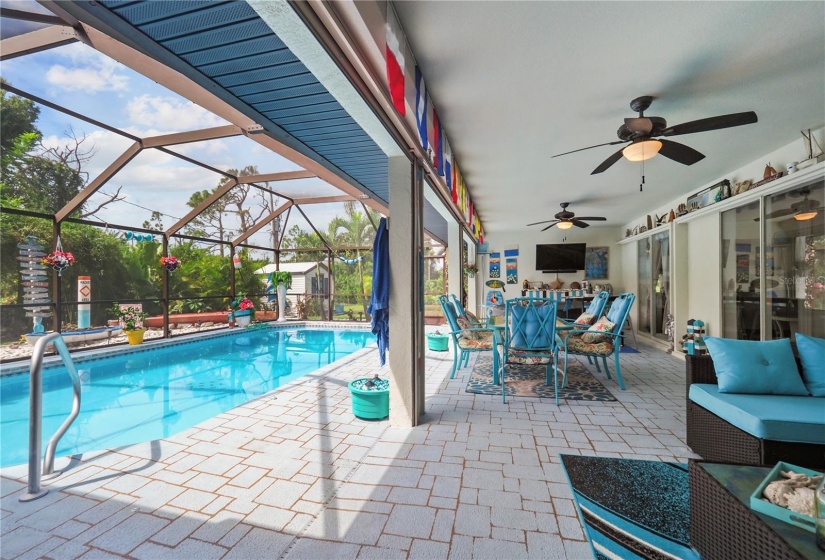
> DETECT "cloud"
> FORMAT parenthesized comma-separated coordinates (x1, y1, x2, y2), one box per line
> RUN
(126, 95, 228, 132)
(45, 46, 130, 92)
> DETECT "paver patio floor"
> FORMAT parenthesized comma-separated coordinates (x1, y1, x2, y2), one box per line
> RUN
(1, 332, 695, 559)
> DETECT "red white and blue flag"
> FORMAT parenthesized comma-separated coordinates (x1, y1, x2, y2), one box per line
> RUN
(444, 137, 452, 190)
(385, 8, 405, 116)
(415, 65, 428, 151)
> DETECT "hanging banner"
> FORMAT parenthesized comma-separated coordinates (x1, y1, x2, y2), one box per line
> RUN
(489, 252, 501, 279)
(385, 6, 406, 116)
(504, 246, 519, 258)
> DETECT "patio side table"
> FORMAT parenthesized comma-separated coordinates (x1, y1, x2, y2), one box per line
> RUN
(689, 460, 819, 560)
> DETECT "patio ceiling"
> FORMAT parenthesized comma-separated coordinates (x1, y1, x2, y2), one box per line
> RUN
(6, 0, 449, 242)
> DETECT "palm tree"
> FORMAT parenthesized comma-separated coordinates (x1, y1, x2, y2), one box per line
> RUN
(329, 202, 380, 316)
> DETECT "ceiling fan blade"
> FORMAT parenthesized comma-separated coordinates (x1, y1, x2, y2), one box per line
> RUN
(765, 208, 796, 219)
(526, 219, 559, 226)
(662, 111, 757, 137)
(658, 139, 705, 165)
(552, 140, 627, 158)
(574, 216, 607, 221)
(572, 220, 590, 228)
(591, 147, 626, 174)
(541, 222, 560, 231)
(624, 117, 653, 134)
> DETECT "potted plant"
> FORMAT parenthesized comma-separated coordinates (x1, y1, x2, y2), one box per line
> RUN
(271, 271, 292, 322)
(110, 303, 148, 345)
(160, 255, 181, 273)
(463, 263, 479, 278)
(41, 249, 75, 276)
(230, 295, 255, 328)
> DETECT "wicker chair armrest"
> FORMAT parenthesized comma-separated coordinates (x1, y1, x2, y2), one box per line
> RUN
(686, 354, 717, 385)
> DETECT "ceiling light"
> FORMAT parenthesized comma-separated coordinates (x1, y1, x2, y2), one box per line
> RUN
(557, 221, 573, 230)
(793, 210, 818, 221)
(622, 139, 662, 162)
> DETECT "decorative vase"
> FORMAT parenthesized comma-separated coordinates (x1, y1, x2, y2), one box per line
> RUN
(125, 329, 145, 345)
(348, 376, 390, 420)
(235, 310, 252, 328)
(277, 282, 288, 322)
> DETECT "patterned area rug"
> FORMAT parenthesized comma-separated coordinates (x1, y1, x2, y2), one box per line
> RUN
(467, 355, 617, 401)
(561, 455, 699, 560)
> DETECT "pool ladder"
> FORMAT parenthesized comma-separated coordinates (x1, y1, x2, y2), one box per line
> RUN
(20, 333, 81, 502)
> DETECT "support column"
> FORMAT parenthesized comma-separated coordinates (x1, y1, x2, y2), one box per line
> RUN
(388, 155, 424, 427)
(447, 221, 462, 299)
(465, 235, 479, 318)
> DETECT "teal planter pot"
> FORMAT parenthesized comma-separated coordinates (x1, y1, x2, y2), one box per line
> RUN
(349, 377, 389, 420)
(427, 334, 449, 352)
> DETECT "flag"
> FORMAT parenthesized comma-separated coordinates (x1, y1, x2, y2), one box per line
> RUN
(415, 66, 428, 151)
(385, 8, 405, 116)
(433, 108, 443, 175)
(444, 138, 452, 190)
(451, 159, 458, 203)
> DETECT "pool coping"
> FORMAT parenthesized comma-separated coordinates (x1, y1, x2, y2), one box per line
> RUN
(0, 321, 372, 377)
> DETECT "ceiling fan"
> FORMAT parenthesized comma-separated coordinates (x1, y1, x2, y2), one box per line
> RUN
(552, 96, 758, 175)
(526, 202, 607, 230)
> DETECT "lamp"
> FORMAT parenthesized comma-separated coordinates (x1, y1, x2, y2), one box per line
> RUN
(557, 221, 573, 230)
(622, 139, 662, 162)
(793, 209, 818, 221)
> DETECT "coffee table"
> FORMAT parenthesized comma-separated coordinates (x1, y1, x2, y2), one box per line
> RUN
(689, 460, 820, 560)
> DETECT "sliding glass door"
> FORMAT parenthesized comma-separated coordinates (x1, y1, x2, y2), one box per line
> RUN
(721, 177, 824, 342)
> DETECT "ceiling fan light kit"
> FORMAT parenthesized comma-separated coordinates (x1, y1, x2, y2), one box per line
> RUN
(622, 139, 662, 162)
(556, 221, 574, 230)
(525, 202, 607, 230)
(552, 96, 758, 175)
(794, 210, 818, 221)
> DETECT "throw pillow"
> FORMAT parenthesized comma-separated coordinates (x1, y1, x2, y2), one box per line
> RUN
(456, 316, 481, 340)
(574, 313, 596, 326)
(796, 334, 825, 397)
(466, 311, 480, 324)
(456, 316, 472, 331)
(703, 337, 809, 395)
(581, 316, 615, 343)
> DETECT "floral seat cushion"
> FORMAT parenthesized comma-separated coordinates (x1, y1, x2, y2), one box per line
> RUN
(457, 330, 494, 349)
(507, 349, 553, 365)
(565, 336, 614, 355)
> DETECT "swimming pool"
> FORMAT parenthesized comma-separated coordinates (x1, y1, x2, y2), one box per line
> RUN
(0, 327, 375, 468)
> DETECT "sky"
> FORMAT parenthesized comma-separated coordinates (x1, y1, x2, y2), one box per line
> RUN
(1, 39, 352, 239)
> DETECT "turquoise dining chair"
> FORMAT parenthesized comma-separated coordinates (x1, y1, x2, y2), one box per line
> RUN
(560, 290, 610, 325)
(449, 294, 484, 326)
(563, 292, 636, 390)
(500, 297, 562, 405)
(438, 295, 497, 379)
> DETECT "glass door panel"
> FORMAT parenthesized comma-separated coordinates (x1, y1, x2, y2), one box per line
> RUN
(721, 201, 761, 339)
(763, 180, 825, 341)
(637, 238, 652, 335)
(651, 231, 671, 340)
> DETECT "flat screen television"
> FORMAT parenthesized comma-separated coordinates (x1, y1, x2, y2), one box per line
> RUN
(536, 243, 586, 272)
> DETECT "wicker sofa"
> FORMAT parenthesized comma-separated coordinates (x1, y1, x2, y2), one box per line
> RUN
(686, 354, 825, 469)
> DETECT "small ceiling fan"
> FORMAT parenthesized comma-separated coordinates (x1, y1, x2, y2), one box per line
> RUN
(526, 202, 607, 230)
(552, 96, 758, 175)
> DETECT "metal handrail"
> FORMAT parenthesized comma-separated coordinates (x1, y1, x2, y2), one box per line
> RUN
(20, 333, 82, 502)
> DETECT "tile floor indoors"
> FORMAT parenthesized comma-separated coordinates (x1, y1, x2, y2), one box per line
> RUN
(1, 331, 697, 560)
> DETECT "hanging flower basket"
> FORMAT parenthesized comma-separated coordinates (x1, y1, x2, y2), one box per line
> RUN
(41, 251, 75, 276)
(160, 256, 181, 272)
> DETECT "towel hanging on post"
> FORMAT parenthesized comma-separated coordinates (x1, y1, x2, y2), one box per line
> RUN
(368, 217, 390, 366)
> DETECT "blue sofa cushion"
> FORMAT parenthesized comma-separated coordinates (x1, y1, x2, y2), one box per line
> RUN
(689, 384, 825, 444)
(796, 333, 825, 397)
(704, 337, 809, 395)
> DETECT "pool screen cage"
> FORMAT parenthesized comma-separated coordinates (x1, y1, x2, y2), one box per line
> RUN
(0, 5, 449, 362)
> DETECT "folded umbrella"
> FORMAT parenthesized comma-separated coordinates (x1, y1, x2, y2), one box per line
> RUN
(368, 217, 390, 365)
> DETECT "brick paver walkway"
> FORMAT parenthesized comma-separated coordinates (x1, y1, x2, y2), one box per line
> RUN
(1, 331, 695, 559)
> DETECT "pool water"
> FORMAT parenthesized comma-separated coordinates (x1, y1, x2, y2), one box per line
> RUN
(0, 328, 375, 467)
